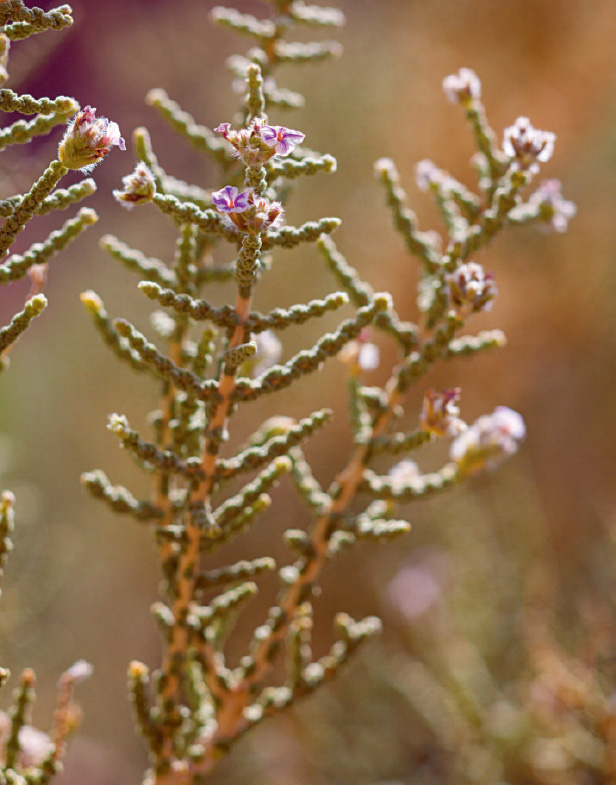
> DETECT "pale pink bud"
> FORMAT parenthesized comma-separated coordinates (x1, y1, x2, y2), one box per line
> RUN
(58, 105, 125, 172)
(113, 162, 156, 209)
(447, 261, 497, 313)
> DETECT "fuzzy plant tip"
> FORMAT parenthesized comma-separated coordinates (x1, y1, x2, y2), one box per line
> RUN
(214, 118, 305, 165)
(58, 105, 125, 173)
(113, 162, 156, 209)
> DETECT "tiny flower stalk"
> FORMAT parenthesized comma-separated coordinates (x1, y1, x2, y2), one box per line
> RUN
(81, 4, 575, 784)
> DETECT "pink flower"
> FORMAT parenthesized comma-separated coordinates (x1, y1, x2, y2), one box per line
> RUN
(447, 261, 497, 314)
(214, 119, 304, 163)
(450, 406, 525, 476)
(58, 105, 125, 172)
(503, 116, 555, 172)
(214, 122, 232, 139)
(211, 185, 250, 214)
(259, 124, 305, 156)
(211, 186, 284, 234)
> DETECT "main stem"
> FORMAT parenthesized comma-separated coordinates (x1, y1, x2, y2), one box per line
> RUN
(155, 280, 253, 776)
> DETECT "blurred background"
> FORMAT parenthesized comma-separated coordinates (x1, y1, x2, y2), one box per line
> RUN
(1, 0, 616, 783)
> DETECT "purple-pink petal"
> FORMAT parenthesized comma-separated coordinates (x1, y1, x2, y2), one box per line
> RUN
(234, 190, 250, 211)
(212, 185, 249, 213)
(259, 125, 279, 146)
(260, 125, 305, 156)
(214, 122, 231, 137)
(280, 128, 305, 145)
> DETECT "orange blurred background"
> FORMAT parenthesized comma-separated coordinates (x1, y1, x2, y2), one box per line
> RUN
(1, 1, 616, 783)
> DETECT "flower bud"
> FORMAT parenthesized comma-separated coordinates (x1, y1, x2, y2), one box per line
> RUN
(113, 162, 156, 209)
(503, 117, 555, 173)
(58, 105, 125, 173)
(420, 388, 466, 437)
(446, 261, 497, 314)
(442, 68, 481, 104)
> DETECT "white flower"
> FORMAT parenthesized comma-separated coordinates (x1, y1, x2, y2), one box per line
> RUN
(450, 406, 525, 476)
(503, 117, 555, 172)
(447, 261, 497, 313)
(442, 67, 482, 104)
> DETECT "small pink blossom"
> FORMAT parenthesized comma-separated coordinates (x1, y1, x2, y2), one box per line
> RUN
(420, 388, 466, 437)
(450, 406, 525, 476)
(528, 179, 576, 232)
(211, 185, 250, 214)
(214, 118, 272, 165)
(442, 67, 482, 104)
(58, 105, 125, 173)
(259, 124, 305, 156)
(503, 117, 555, 172)
(214, 122, 232, 139)
(447, 261, 497, 314)
(212, 186, 284, 234)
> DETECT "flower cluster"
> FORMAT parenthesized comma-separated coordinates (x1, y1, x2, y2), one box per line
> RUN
(215, 119, 304, 166)
(450, 406, 526, 476)
(211, 185, 284, 233)
(446, 261, 497, 314)
(503, 116, 555, 173)
(58, 105, 125, 172)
